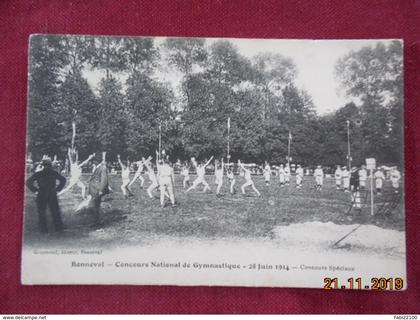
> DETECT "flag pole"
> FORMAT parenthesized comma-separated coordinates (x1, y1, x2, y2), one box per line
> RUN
(158, 120, 162, 162)
(227, 117, 230, 158)
(370, 168, 374, 216)
(287, 130, 291, 165)
(347, 120, 351, 169)
(71, 121, 76, 150)
(71, 109, 77, 150)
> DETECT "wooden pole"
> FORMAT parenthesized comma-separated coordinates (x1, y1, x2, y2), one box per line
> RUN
(158, 121, 162, 162)
(71, 121, 76, 150)
(370, 169, 374, 216)
(227, 117, 230, 158)
(287, 131, 291, 165)
(347, 120, 351, 170)
(332, 224, 363, 248)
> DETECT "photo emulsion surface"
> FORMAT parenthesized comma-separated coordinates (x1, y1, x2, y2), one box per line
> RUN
(22, 35, 405, 288)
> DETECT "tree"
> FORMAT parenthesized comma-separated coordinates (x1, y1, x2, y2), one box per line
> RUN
(58, 70, 100, 158)
(335, 41, 403, 165)
(178, 41, 256, 160)
(121, 37, 172, 159)
(96, 77, 126, 159)
(252, 53, 297, 120)
(231, 88, 267, 161)
(91, 37, 124, 79)
(121, 37, 158, 75)
(179, 73, 222, 159)
(27, 35, 67, 159)
(207, 40, 253, 86)
(60, 35, 94, 74)
(30, 35, 368, 167)
(164, 38, 207, 108)
(125, 73, 174, 158)
(383, 41, 403, 164)
(164, 38, 207, 77)
(317, 103, 362, 166)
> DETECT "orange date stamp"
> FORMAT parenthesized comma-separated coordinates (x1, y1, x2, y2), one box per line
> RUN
(323, 277, 404, 290)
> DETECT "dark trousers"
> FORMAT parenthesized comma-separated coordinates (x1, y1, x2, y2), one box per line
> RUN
(36, 193, 63, 233)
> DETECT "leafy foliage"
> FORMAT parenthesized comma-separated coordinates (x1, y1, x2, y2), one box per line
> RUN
(27, 36, 403, 167)
(335, 41, 403, 165)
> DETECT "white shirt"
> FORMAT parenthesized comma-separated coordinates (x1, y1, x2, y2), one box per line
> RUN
(374, 171, 385, 180)
(70, 163, 82, 178)
(341, 170, 350, 179)
(147, 168, 157, 182)
(121, 167, 130, 180)
(334, 169, 342, 179)
(359, 169, 367, 181)
(390, 170, 401, 180)
(215, 168, 223, 179)
(314, 168, 323, 177)
(159, 164, 173, 178)
(197, 166, 206, 178)
(244, 170, 252, 181)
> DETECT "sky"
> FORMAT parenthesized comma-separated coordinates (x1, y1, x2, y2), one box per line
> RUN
(206, 38, 389, 114)
(84, 38, 393, 115)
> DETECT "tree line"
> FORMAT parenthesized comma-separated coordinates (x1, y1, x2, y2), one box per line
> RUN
(27, 35, 403, 167)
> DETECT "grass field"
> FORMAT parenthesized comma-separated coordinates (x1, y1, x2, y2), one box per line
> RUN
(23, 174, 404, 249)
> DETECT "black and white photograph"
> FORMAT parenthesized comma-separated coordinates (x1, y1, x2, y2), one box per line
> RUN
(22, 34, 405, 288)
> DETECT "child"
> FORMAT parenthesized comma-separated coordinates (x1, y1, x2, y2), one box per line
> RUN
(226, 166, 236, 195)
(374, 169, 385, 195)
(238, 160, 261, 197)
(263, 161, 272, 186)
(129, 160, 145, 189)
(278, 164, 285, 188)
(58, 148, 95, 199)
(214, 158, 224, 195)
(358, 165, 368, 191)
(117, 155, 133, 198)
(186, 156, 214, 193)
(334, 165, 342, 190)
(181, 162, 190, 189)
(143, 156, 159, 199)
(295, 164, 304, 189)
(156, 153, 176, 207)
(314, 165, 324, 191)
(390, 167, 401, 193)
(341, 166, 350, 192)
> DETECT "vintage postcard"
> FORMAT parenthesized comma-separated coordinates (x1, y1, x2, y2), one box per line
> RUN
(22, 34, 405, 289)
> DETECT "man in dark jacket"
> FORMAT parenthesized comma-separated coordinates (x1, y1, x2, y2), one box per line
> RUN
(350, 166, 361, 211)
(350, 166, 360, 191)
(88, 160, 109, 210)
(26, 159, 67, 233)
